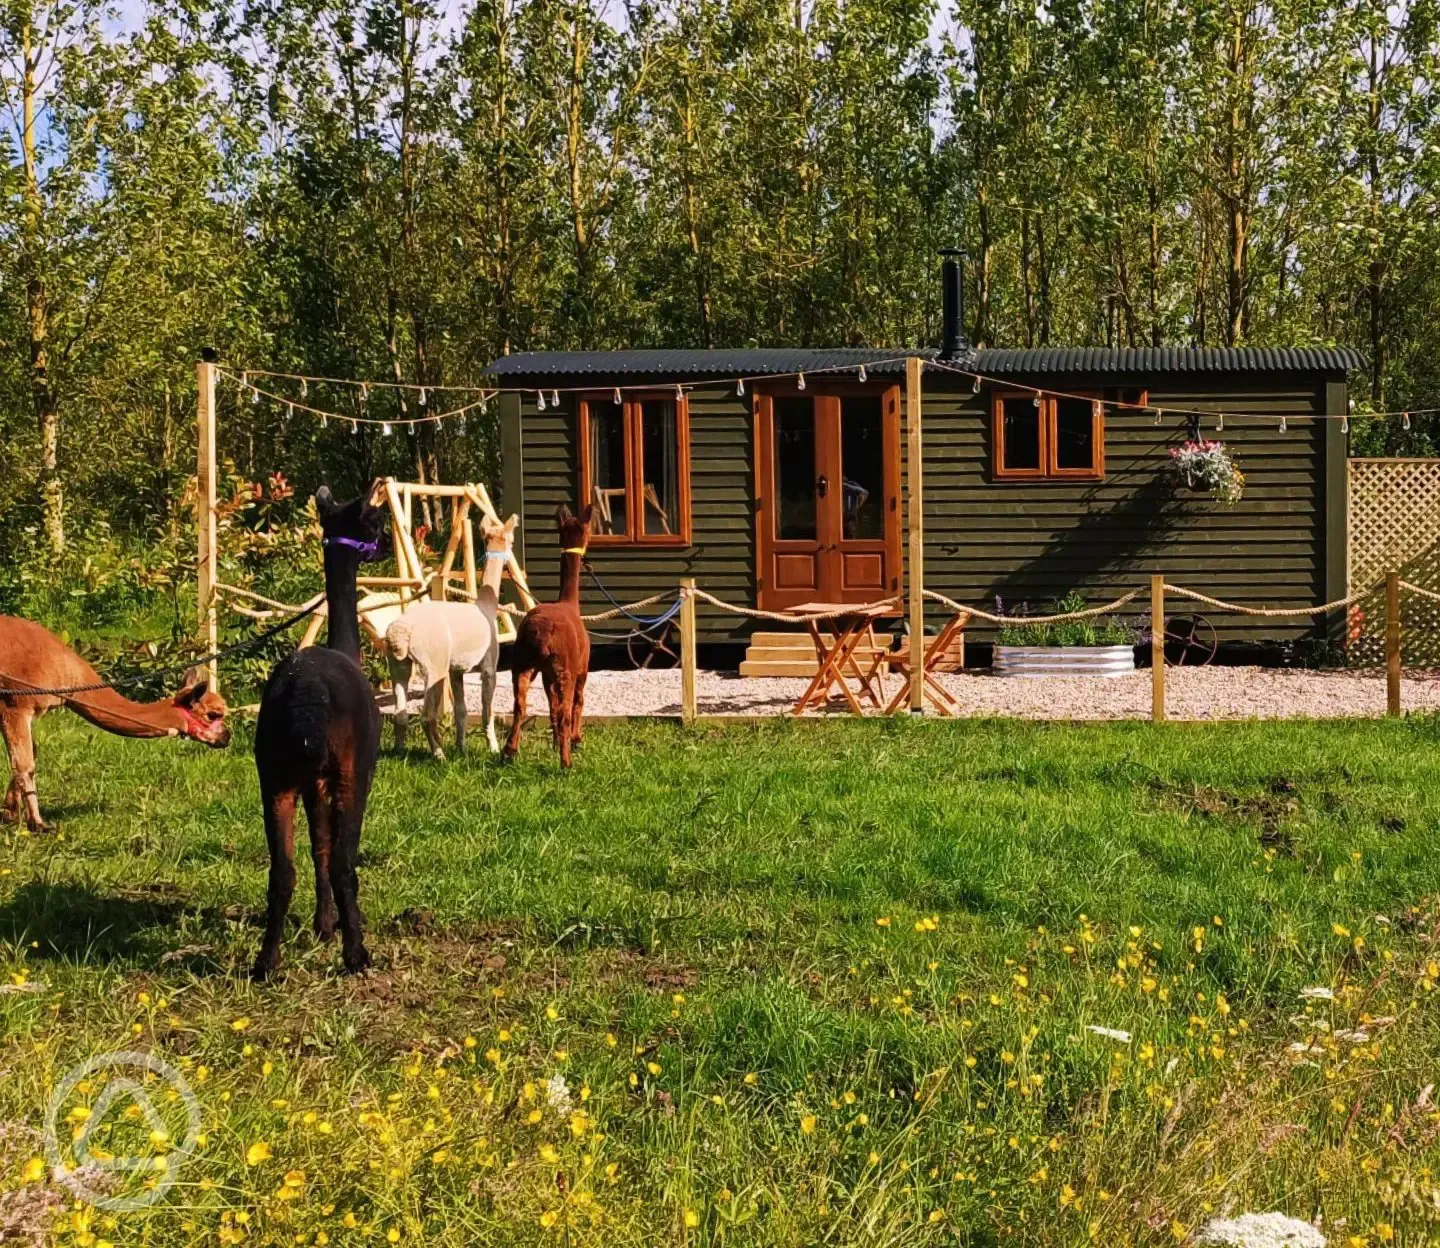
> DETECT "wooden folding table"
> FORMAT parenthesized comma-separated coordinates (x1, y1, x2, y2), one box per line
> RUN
(784, 602, 902, 716)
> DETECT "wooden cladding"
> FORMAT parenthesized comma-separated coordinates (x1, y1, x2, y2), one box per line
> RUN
(577, 391, 692, 545)
(991, 389, 1107, 481)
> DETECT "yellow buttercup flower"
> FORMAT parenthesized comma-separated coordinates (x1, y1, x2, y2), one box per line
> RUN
(800, 1115, 817, 1134)
(245, 1142, 271, 1166)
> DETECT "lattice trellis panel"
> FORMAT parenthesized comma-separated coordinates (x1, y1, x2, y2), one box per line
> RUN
(1348, 459, 1440, 666)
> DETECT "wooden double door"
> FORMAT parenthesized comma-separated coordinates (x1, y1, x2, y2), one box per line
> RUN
(755, 386, 902, 611)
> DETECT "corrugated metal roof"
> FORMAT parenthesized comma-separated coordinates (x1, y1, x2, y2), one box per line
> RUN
(973, 346, 1366, 374)
(484, 348, 917, 379)
(484, 344, 1364, 380)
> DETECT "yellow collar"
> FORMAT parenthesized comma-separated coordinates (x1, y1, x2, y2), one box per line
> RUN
(562, 547, 587, 556)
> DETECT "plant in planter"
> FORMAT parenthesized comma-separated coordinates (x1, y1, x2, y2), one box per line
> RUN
(1169, 439, 1245, 505)
(993, 593, 1139, 677)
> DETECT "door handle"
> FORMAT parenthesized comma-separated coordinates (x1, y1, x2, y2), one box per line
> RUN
(816, 474, 828, 498)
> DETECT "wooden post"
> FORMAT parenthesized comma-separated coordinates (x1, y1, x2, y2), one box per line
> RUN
(680, 578, 697, 725)
(1151, 575, 1165, 722)
(196, 351, 219, 690)
(906, 356, 925, 713)
(1386, 570, 1401, 716)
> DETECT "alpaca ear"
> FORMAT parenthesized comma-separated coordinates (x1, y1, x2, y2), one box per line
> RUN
(366, 477, 388, 508)
(315, 485, 335, 518)
(578, 503, 594, 527)
(555, 504, 573, 528)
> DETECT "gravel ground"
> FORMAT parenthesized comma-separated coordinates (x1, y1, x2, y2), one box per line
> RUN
(424, 666, 1440, 721)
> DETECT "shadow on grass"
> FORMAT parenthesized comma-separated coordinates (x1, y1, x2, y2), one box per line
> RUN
(0, 880, 252, 969)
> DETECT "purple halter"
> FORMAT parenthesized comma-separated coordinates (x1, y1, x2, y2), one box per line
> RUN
(323, 535, 383, 561)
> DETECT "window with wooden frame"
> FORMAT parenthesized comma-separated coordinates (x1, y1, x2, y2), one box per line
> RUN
(577, 392, 691, 545)
(992, 389, 1106, 481)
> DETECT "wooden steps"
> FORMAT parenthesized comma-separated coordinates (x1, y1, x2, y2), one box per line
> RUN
(739, 630, 893, 679)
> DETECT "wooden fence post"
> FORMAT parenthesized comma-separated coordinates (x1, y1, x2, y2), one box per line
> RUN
(905, 356, 925, 712)
(1386, 571, 1401, 716)
(196, 350, 219, 690)
(680, 578, 697, 725)
(1151, 575, 1165, 723)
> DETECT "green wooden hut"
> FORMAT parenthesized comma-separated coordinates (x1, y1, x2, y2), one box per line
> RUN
(488, 342, 1361, 656)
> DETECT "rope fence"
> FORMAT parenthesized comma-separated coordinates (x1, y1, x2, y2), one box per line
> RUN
(140, 567, 1433, 726)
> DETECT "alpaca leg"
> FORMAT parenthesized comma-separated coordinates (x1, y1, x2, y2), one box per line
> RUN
(329, 770, 372, 973)
(421, 682, 446, 760)
(1, 710, 45, 832)
(502, 668, 534, 761)
(302, 789, 337, 942)
(480, 651, 499, 754)
(389, 657, 411, 752)
(545, 668, 575, 767)
(451, 668, 468, 756)
(252, 788, 299, 980)
(571, 671, 587, 749)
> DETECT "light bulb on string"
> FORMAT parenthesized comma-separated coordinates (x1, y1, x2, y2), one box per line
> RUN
(537, 390, 547, 411)
(613, 388, 622, 404)
(418, 388, 426, 407)
(675, 384, 684, 401)
(736, 378, 745, 396)
(797, 372, 806, 390)
(382, 422, 393, 436)
(1033, 391, 1042, 408)
(1216, 413, 1224, 433)
(360, 383, 368, 405)
(350, 420, 358, 435)
(286, 402, 294, 423)
(1403, 411, 1411, 431)
(857, 364, 867, 384)
(1092, 399, 1103, 422)
(1153, 408, 1162, 426)
(1341, 412, 1348, 433)
(321, 413, 328, 429)
(971, 374, 981, 393)
(550, 390, 560, 407)
(300, 378, 308, 398)
(1278, 415, 1287, 433)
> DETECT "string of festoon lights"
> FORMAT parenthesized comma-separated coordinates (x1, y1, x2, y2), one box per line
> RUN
(220, 362, 1436, 436)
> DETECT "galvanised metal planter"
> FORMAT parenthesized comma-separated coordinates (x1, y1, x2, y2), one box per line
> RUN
(992, 645, 1136, 678)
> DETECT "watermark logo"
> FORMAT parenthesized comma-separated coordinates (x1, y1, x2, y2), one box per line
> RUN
(43, 1051, 201, 1211)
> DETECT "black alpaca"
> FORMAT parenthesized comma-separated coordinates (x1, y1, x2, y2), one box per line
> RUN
(252, 483, 387, 980)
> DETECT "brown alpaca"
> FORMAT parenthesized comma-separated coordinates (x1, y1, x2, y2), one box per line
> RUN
(502, 505, 592, 768)
(0, 616, 231, 831)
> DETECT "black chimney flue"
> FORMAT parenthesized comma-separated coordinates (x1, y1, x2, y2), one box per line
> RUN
(939, 249, 966, 359)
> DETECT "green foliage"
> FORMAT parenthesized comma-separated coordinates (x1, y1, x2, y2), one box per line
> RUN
(0, 0, 1437, 601)
(3, 717, 1440, 1242)
(996, 592, 1137, 647)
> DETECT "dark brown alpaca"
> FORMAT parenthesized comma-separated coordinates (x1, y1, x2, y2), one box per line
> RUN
(0, 618, 230, 831)
(503, 505, 592, 768)
(252, 483, 387, 981)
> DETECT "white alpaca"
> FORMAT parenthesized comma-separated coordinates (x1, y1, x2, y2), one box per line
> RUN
(385, 513, 518, 757)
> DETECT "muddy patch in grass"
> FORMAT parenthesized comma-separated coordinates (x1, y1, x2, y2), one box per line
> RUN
(1149, 776, 1305, 852)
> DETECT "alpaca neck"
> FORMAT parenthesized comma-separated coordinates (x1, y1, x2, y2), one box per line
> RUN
(558, 552, 583, 604)
(66, 687, 187, 739)
(481, 550, 508, 598)
(323, 547, 364, 662)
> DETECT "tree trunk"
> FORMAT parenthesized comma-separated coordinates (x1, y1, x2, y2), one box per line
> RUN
(21, 16, 62, 556)
(975, 184, 992, 348)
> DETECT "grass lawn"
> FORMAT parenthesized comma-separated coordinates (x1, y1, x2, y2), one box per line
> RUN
(3, 715, 1440, 1246)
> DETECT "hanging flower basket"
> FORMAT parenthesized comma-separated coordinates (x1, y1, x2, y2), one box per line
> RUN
(1169, 440, 1244, 505)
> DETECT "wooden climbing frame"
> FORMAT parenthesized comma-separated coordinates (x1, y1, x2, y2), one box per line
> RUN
(295, 479, 537, 649)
